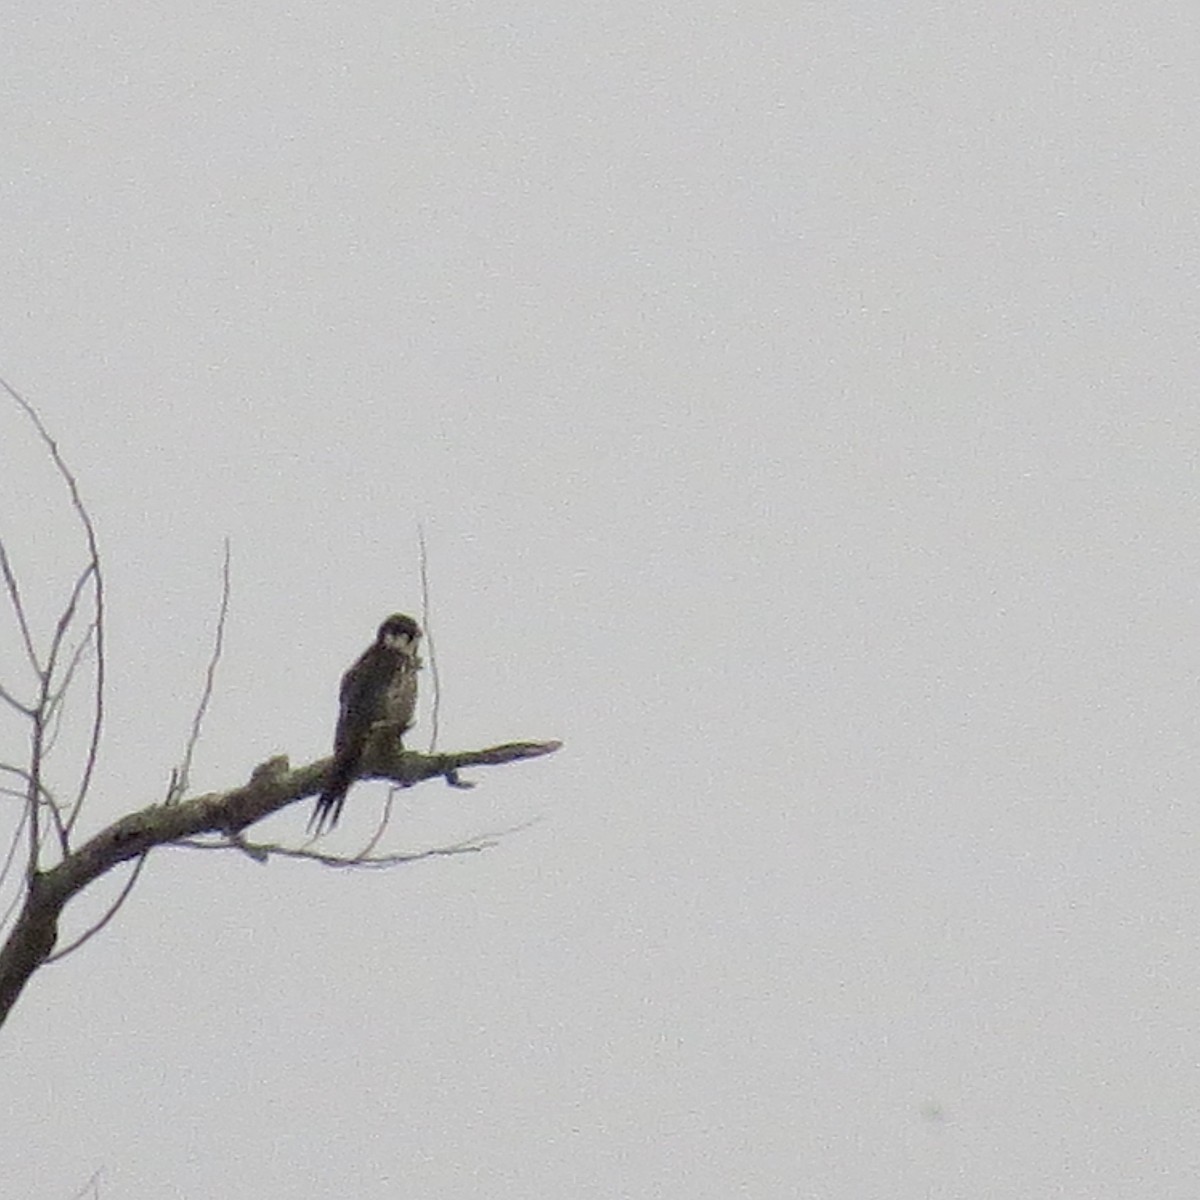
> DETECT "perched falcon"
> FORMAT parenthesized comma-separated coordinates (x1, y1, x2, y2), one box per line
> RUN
(309, 613, 422, 834)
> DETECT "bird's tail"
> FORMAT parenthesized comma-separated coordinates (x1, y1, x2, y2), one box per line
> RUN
(309, 755, 359, 834)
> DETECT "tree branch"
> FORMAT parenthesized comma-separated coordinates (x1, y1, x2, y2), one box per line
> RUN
(0, 738, 560, 1028)
(2, 376, 107, 839)
(0, 538, 40, 677)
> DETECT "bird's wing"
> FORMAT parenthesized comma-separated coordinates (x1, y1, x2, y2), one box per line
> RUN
(310, 645, 390, 833)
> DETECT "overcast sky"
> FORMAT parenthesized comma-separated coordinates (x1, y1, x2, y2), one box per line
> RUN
(3, 3, 1200, 1197)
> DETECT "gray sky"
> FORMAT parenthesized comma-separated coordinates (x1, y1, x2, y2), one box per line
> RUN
(3, 3, 1199, 1197)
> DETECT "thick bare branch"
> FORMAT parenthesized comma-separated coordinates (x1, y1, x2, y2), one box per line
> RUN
(0, 738, 560, 1027)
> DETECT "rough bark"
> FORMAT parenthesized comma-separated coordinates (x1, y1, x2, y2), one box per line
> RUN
(0, 738, 560, 1028)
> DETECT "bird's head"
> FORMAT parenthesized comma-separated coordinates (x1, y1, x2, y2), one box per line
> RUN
(377, 613, 422, 653)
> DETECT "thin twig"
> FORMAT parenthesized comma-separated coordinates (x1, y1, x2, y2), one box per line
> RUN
(0, 540, 39, 677)
(43, 621, 97, 747)
(43, 560, 96, 687)
(355, 783, 402, 860)
(0, 679, 33, 717)
(40, 561, 100, 851)
(43, 853, 149, 965)
(0, 796, 57, 931)
(20, 743, 69, 858)
(66, 1167, 104, 1200)
(27, 711, 44, 877)
(418, 520, 442, 753)
(0, 805, 30, 930)
(172, 539, 231, 803)
(177, 820, 539, 869)
(1, 378, 108, 837)
(0, 766, 62, 808)
(0, 764, 46, 791)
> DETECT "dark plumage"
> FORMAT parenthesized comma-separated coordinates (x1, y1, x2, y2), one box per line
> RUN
(309, 613, 422, 835)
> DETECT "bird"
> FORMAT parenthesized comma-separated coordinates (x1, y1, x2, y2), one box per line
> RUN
(309, 613, 422, 834)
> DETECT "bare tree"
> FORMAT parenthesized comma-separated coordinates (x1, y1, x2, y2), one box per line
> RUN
(0, 381, 560, 1030)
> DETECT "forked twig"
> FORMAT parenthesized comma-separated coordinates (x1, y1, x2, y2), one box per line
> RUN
(43, 560, 97, 686)
(1, 380, 108, 838)
(2, 381, 108, 835)
(179, 818, 540, 869)
(42, 620, 98, 751)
